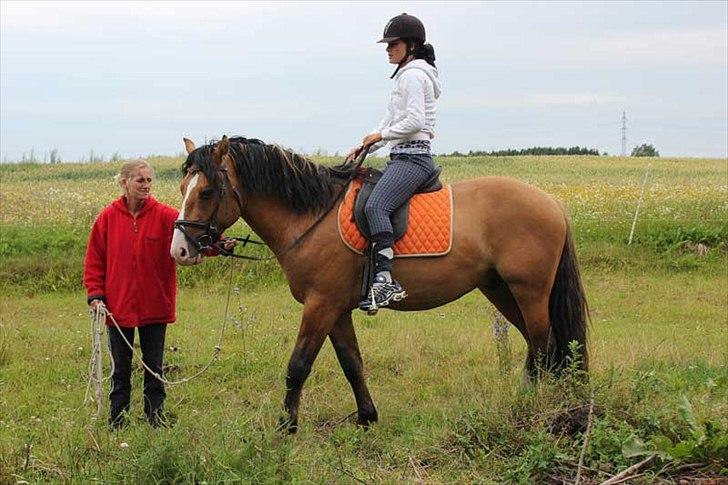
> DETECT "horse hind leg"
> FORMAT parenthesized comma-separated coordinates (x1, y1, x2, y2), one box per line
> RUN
(479, 280, 538, 381)
(329, 312, 378, 427)
(508, 284, 556, 381)
(479, 280, 527, 340)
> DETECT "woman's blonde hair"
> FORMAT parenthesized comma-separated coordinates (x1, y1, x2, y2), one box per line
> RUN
(115, 159, 155, 193)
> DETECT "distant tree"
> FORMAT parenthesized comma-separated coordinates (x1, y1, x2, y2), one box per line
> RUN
(631, 144, 659, 157)
(442, 146, 601, 157)
(49, 148, 61, 163)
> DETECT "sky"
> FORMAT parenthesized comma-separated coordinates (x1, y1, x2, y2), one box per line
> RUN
(1, 0, 727, 161)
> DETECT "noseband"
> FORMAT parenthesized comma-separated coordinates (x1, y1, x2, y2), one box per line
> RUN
(174, 165, 244, 253)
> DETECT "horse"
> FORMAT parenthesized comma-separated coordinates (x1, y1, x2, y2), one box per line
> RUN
(170, 135, 589, 432)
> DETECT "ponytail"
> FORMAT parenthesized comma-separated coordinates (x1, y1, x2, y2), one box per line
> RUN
(390, 39, 438, 78)
(413, 43, 436, 67)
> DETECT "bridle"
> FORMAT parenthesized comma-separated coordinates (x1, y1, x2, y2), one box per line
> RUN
(173, 146, 370, 261)
(173, 163, 251, 255)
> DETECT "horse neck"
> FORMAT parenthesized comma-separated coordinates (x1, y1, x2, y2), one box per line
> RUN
(241, 197, 316, 256)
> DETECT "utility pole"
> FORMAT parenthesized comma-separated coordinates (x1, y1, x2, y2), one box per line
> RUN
(621, 111, 628, 157)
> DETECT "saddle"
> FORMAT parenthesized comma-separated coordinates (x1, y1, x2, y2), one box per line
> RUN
(353, 166, 443, 241)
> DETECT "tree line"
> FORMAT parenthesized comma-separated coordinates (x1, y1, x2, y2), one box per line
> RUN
(440, 144, 660, 157)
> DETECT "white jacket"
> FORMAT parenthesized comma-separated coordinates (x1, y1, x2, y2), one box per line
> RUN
(369, 59, 442, 153)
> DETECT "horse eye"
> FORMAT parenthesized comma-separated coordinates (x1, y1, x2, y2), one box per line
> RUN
(199, 188, 215, 200)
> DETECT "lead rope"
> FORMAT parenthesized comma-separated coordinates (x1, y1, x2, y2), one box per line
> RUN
(84, 257, 238, 416)
(84, 303, 115, 420)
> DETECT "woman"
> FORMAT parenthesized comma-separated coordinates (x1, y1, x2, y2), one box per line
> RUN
(346, 13, 442, 312)
(83, 159, 231, 428)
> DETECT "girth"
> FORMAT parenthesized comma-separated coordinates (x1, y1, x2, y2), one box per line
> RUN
(353, 166, 443, 241)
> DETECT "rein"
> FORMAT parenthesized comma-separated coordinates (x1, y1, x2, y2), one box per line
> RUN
(175, 147, 370, 262)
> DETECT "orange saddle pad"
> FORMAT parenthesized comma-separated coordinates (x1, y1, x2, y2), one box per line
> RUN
(337, 179, 453, 257)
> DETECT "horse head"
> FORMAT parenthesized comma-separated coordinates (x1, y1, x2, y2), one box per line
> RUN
(170, 135, 243, 265)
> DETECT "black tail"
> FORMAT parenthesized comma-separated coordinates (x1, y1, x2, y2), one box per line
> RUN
(548, 221, 589, 372)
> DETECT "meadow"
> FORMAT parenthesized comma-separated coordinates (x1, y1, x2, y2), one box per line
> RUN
(0, 154, 726, 483)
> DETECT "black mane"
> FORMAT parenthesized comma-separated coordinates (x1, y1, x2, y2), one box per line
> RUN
(181, 137, 357, 214)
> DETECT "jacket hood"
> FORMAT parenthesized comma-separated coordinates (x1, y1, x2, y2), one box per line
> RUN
(112, 195, 159, 217)
(398, 59, 442, 99)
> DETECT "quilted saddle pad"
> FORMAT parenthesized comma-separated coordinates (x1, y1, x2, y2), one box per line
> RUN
(337, 179, 453, 257)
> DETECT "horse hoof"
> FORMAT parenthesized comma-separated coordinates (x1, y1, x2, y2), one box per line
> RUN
(277, 416, 298, 434)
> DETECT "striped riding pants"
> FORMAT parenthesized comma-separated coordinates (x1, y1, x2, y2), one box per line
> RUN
(364, 152, 437, 249)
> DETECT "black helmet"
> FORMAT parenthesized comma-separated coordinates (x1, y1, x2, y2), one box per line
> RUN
(377, 13, 425, 44)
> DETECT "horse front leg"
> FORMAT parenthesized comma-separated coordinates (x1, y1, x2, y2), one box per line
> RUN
(329, 312, 378, 427)
(282, 298, 340, 433)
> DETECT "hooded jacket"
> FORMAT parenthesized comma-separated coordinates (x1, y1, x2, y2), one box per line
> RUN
(83, 196, 179, 327)
(370, 59, 442, 153)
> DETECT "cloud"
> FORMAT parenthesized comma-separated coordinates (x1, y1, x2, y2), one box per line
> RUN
(0, 1, 279, 32)
(444, 93, 631, 109)
(586, 28, 727, 66)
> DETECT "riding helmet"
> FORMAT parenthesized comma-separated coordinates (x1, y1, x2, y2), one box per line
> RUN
(377, 13, 426, 44)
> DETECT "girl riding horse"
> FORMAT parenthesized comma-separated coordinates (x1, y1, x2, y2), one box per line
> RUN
(346, 13, 442, 313)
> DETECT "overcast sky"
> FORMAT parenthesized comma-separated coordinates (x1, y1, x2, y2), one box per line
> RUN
(1, 0, 726, 161)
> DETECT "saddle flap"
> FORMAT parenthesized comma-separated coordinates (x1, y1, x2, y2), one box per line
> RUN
(353, 174, 408, 241)
(338, 178, 453, 257)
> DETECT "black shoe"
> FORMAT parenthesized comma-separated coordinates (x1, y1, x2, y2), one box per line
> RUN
(147, 409, 174, 428)
(358, 274, 407, 314)
(109, 414, 128, 431)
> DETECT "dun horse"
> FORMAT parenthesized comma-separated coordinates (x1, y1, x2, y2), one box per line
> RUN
(171, 136, 588, 432)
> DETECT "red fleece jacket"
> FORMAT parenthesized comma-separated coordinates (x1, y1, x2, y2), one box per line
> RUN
(84, 196, 179, 327)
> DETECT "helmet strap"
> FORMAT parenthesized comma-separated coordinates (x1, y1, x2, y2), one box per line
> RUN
(389, 47, 415, 79)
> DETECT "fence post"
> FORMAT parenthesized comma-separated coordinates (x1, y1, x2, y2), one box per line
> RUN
(628, 163, 652, 245)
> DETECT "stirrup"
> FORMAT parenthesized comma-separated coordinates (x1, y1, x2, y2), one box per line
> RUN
(359, 287, 380, 316)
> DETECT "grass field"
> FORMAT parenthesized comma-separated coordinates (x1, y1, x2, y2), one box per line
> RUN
(1, 154, 726, 483)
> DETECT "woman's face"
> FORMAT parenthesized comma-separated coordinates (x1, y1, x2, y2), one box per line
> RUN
(386, 39, 408, 64)
(124, 167, 153, 201)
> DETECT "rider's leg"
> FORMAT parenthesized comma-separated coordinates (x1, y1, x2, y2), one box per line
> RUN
(362, 156, 434, 308)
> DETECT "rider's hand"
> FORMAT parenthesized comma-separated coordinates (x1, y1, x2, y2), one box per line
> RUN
(89, 299, 103, 309)
(345, 146, 361, 162)
(361, 132, 382, 147)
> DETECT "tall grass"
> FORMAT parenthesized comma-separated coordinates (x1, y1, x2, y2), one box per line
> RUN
(1, 155, 726, 294)
(1, 154, 726, 482)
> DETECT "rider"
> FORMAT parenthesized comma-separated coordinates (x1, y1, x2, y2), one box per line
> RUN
(346, 13, 442, 311)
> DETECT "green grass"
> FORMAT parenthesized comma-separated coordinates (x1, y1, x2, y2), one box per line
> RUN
(1, 154, 726, 482)
(1, 271, 726, 483)
(1, 155, 726, 294)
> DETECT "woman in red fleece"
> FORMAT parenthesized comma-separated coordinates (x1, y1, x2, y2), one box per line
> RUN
(84, 159, 183, 428)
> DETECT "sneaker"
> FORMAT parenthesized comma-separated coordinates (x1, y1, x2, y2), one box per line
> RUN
(358, 274, 407, 314)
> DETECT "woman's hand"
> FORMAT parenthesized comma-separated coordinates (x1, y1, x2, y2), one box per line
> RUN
(221, 238, 237, 251)
(362, 132, 383, 147)
(345, 146, 362, 162)
(345, 132, 383, 162)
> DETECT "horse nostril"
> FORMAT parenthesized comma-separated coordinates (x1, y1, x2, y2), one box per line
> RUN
(180, 247, 187, 257)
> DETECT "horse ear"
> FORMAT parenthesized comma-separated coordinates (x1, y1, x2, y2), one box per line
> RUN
(183, 138, 196, 154)
(213, 135, 230, 163)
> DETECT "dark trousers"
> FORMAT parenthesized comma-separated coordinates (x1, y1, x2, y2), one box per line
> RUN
(108, 323, 167, 426)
